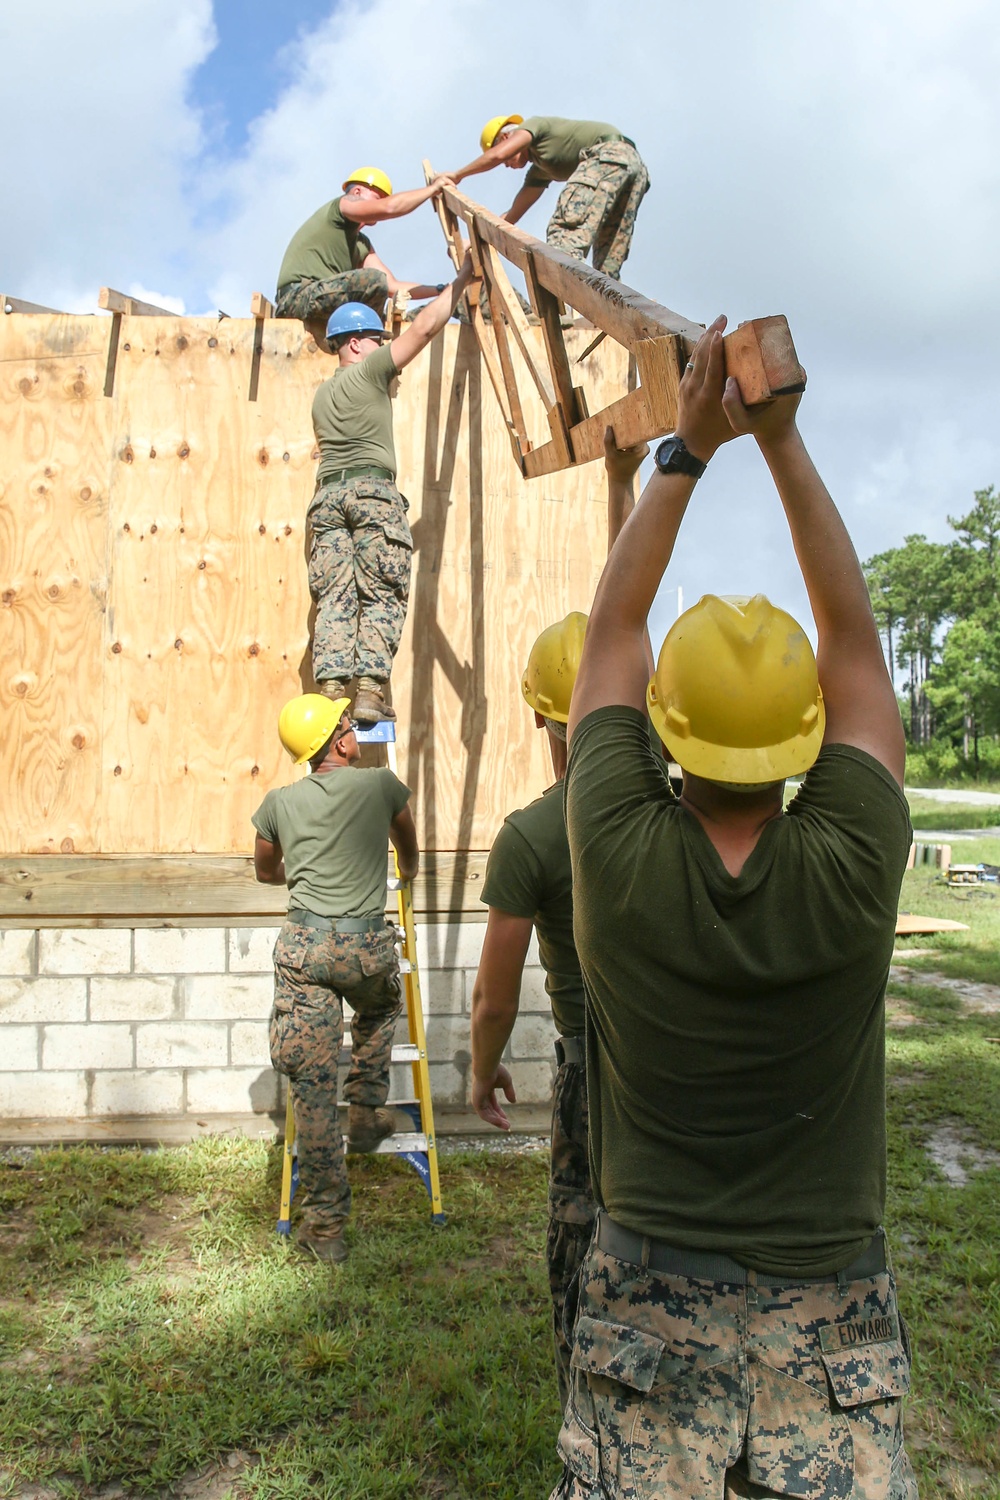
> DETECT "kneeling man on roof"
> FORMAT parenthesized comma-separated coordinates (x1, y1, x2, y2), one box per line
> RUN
(275, 165, 456, 348)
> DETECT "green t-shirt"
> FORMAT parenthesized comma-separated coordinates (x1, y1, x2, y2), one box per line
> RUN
(252, 766, 410, 919)
(565, 706, 912, 1277)
(276, 199, 374, 291)
(481, 781, 585, 1038)
(520, 116, 624, 189)
(312, 342, 398, 482)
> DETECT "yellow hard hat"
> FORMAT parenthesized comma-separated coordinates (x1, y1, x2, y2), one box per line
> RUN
(342, 166, 392, 197)
(521, 612, 588, 723)
(480, 114, 524, 152)
(278, 694, 352, 765)
(646, 594, 825, 782)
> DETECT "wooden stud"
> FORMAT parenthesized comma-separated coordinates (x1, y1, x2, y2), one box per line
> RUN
(99, 287, 176, 317)
(523, 250, 579, 432)
(481, 244, 555, 409)
(474, 226, 529, 457)
(103, 311, 122, 399)
(2, 295, 66, 315)
(250, 292, 275, 319)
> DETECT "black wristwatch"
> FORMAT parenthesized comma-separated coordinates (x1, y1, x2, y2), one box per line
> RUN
(654, 434, 708, 479)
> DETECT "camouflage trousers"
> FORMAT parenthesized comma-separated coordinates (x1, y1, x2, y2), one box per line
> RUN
(307, 477, 413, 687)
(549, 1050, 597, 1413)
(275, 269, 390, 325)
(547, 141, 650, 280)
(269, 918, 402, 1232)
(551, 1235, 916, 1499)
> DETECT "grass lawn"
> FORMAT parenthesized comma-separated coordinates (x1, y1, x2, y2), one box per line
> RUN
(0, 839, 998, 1498)
(907, 798, 1000, 833)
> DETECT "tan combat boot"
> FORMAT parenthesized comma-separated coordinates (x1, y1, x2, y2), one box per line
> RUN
(347, 1105, 396, 1153)
(353, 680, 396, 724)
(317, 678, 350, 702)
(295, 1222, 349, 1263)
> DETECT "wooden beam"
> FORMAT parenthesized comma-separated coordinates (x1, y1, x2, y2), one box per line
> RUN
(98, 287, 176, 317)
(2, 295, 66, 315)
(523, 249, 580, 431)
(0, 853, 491, 923)
(721, 316, 806, 401)
(481, 244, 555, 409)
(250, 291, 275, 319)
(439, 184, 704, 347)
(473, 227, 529, 455)
(422, 158, 464, 269)
(103, 312, 122, 399)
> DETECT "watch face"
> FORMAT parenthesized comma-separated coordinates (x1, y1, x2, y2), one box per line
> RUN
(655, 435, 705, 478)
(655, 436, 681, 472)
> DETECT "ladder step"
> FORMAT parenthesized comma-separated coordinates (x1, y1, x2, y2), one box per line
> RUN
(339, 1043, 421, 1064)
(368, 1131, 428, 1154)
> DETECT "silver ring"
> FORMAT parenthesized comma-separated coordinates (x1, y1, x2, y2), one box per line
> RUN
(685, 361, 695, 370)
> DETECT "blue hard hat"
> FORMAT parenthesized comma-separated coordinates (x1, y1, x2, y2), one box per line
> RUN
(325, 302, 386, 342)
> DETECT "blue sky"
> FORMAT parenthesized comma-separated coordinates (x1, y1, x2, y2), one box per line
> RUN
(188, 0, 334, 154)
(2, 0, 999, 647)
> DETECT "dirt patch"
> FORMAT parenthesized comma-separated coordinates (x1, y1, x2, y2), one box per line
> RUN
(925, 1119, 1000, 1186)
(886, 995, 922, 1027)
(938, 1461, 996, 1496)
(889, 967, 1000, 1013)
(1, 1451, 256, 1500)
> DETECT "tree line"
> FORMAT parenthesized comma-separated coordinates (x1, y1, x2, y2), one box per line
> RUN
(863, 486, 1000, 777)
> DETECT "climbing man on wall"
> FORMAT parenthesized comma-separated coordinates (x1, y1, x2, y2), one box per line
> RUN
(275, 166, 456, 348)
(253, 693, 419, 1264)
(470, 432, 649, 1411)
(449, 115, 649, 280)
(309, 249, 473, 725)
(550, 319, 916, 1496)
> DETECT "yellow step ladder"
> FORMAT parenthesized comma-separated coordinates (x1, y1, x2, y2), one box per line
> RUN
(277, 722, 444, 1231)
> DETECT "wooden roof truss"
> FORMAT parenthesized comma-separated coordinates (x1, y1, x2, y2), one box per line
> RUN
(423, 166, 805, 478)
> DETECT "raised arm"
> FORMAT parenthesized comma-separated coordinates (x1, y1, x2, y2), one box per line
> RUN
(340, 177, 453, 225)
(389, 805, 419, 882)
(723, 385, 906, 783)
(451, 129, 533, 184)
(387, 250, 474, 370)
(568, 318, 733, 740)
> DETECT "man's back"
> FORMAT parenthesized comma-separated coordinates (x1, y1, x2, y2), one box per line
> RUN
(311, 342, 397, 483)
(252, 767, 408, 920)
(277, 199, 373, 290)
(482, 781, 583, 1037)
(567, 706, 912, 1276)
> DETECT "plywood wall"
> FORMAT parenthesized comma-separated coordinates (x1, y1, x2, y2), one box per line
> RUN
(0, 313, 629, 855)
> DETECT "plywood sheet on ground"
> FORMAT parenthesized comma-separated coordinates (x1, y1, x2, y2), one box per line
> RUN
(895, 914, 970, 935)
(0, 315, 619, 855)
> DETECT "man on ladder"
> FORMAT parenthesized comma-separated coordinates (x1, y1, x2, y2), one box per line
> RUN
(253, 693, 419, 1263)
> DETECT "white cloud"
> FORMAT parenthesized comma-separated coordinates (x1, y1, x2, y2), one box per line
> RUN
(0, 0, 215, 312)
(3, 0, 998, 628)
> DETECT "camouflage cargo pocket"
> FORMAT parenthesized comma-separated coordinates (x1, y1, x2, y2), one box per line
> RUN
(561, 1315, 664, 1497)
(554, 181, 598, 230)
(358, 926, 397, 978)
